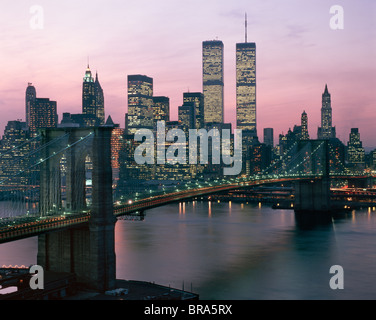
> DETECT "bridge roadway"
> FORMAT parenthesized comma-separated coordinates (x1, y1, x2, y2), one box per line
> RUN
(0, 174, 373, 243)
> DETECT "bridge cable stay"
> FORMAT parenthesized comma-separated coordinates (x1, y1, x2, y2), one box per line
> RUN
(0, 133, 70, 173)
(328, 143, 347, 176)
(0, 133, 71, 185)
(258, 141, 299, 177)
(0, 134, 42, 160)
(254, 140, 327, 181)
(284, 141, 325, 176)
(0, 132, 94, 221)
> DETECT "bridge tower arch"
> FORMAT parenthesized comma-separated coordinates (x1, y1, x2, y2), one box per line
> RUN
(37, 127, 116, 292)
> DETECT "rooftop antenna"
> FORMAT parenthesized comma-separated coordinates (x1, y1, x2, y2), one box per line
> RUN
(245, 12, 248, 43)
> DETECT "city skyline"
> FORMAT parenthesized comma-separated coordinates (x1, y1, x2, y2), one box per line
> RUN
(1, 0, 375, 147)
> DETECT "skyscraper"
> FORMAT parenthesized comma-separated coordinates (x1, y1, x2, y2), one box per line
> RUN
(178, 102, 195, 133)
(317, 85, 335, 139)
(127, 74, 154, 134)
(82, 65, 105, 126)
(183, 92, 204, 129)
(203, 40, 224, 124)
(263, 128, 274, 147)
(347, 128, 365, 166)
(0, 120, 30, 185)
(94, 72, 105, 124)
(236, 37, 256, 133)
(235, 16, 258, 176)
(25, 83, 57, 135)
(153, 96, 170, 125)
(301, 111, 309, 140)
(25, 83, 36, 129)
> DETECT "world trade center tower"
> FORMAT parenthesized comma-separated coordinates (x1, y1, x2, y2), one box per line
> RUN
(202, 40, 224, 124)
(236, 41, 256, 135)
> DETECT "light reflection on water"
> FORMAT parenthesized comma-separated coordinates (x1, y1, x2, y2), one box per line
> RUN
(1, 201, 376, 299)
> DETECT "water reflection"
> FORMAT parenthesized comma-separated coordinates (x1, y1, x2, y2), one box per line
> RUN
(115, 202, 376, 299)
(1, 201, 376, 299)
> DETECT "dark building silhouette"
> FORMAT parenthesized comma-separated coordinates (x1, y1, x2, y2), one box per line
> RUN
(264, 128, 274, 148)
(328, 137, 346, 174)
(248, 142, 272, 175)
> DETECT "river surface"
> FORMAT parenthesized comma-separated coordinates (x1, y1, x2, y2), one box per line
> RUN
(1, 201, 376, 300)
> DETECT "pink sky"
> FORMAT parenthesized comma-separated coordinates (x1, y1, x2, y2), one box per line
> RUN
(1, 0, 375, 147)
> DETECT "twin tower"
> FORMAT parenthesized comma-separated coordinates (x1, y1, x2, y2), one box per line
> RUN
(203, 38, 257, 135)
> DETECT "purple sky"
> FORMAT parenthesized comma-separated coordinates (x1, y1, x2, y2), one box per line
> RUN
(1, 0, 375, 147)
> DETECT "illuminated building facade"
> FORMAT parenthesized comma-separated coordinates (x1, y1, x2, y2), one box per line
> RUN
(203, 40, 224, 124)
(301, 111, 309, 140)
(317, 85, 336, 139)
(178, 102, 195, 133)
(110, 124, 124, 188)
(0, 120, 30, 185)
(82, 65, 105, 126)
(25, 83, 36, 129)
(347, 128, 365, 168)
(152, 96, 170, 128)
(236, 42, 256, 134)
(127, 74, 154, 134)
(25, 83, 57, 135)
(183, 92, 204, 129)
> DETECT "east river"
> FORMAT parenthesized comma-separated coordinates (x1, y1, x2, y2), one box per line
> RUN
(1, 201, 376, 299)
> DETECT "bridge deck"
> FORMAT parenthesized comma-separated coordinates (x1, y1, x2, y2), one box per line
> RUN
(1, 174, 374, 243)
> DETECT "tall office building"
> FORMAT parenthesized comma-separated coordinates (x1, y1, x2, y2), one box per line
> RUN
(317, 85, 336, 139)
(178, 102, 195, 133)
(25, 83, 57, 135)
(263, 128, 274, 147)
(94, 72, 105, 124)
(82, 65, 105, 126)
(202, 40, 224, 124)
(153, 96, 170, 126)
(347, 128, 365, 165)
(25, 83, 36, 128)
(0, 120, 30, 185)
(236, 38, 256, 134)
(183, 92, 204, 129)
(235, 15, 258, 176)
(127, 74, 154, 134)
(301, 111, 309, 140)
